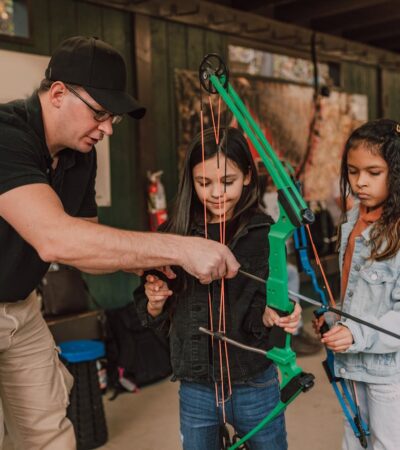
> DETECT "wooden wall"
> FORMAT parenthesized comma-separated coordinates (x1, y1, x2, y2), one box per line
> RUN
(381, 69, 400, 120)
(139, 17, 227, 203)
(341, 62, 379, 120)
(2, 1, 399, 309)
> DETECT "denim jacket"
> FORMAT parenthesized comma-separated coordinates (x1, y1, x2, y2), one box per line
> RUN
(133, 213, 274, 384)
(334, 204, 400, 383)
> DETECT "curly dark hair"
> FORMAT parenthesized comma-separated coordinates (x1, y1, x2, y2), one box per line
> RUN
(340, 118, 400, 261)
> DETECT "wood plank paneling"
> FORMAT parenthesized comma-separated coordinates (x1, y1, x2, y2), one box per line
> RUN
(204, 29, 227, 62)
(187, 27, 206, 71)
(166, 21, 187, 198)
(341, 62, 379, 119)
(77, 2, 103, 37)
(150, 19, 174, 202)
(148, 18, 228, 203)
(28, 0, 51, 55)
(381, 69, 400, 120)
(48, 0, 78, 51)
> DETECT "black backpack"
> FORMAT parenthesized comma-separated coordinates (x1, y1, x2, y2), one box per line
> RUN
(105, 302, 172, 396)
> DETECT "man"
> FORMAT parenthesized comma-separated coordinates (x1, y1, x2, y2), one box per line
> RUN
(0, 36, 239, 449)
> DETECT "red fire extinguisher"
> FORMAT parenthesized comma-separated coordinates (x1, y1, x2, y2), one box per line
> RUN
(147, 170, 168, 231)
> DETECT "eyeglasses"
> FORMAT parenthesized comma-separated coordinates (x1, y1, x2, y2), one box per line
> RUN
(66, 85, 123, 125)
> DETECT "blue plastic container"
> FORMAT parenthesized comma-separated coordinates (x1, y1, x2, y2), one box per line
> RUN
(59, 339, 105, 363)
(59, 340, 108, 449)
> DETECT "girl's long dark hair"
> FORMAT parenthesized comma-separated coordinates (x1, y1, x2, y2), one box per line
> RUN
(164, 126, 261, 243)
(340, 118, 400, 261)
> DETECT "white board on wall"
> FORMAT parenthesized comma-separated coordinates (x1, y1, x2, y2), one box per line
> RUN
(0, 48, 111, 207)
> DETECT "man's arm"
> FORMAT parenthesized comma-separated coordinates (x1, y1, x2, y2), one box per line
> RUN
(0, 184, 239, 282)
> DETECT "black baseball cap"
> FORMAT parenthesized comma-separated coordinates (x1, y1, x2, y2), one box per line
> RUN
(45, 36, 146, 119)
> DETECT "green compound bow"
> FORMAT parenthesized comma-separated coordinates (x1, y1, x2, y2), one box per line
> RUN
(198, 54, 315, 449)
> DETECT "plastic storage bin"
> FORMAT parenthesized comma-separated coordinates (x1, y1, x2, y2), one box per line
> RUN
(59, 340, 108, 450)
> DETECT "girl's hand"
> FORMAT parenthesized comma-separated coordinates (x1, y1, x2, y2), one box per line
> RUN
(144, 274, 173, 317)
(312, 315, 326, 336)
(321, 324, 354, 352)
(263, 302, 302, 334)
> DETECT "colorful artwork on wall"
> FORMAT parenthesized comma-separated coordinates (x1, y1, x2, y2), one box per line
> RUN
(228, 45, 333, 87)
(0, 0, 30, 41)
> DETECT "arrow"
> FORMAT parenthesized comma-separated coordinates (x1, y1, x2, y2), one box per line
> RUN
(239, 269, 400, 341)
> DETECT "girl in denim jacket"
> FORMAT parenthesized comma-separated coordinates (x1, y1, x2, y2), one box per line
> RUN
(315, 119, 400, 450)
(134, 127, 301, 450)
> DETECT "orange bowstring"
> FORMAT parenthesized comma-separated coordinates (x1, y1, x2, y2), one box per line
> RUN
(203, 95, 232, 423)
(201, 106, 224, 407)
(215, 159, 232, 416)
(209, 96, 221, 146)
(305, 224, 336, 307)
(201, 106, 217, 404)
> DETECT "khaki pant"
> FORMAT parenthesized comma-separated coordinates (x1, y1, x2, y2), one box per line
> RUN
(0, 292, 76, 450)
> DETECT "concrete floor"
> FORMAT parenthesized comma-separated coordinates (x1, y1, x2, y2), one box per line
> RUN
(98, 344, 343, 450)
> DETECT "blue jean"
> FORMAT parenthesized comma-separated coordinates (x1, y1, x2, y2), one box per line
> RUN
(342, 380, 400, 450)
(179, 365, 287, 450)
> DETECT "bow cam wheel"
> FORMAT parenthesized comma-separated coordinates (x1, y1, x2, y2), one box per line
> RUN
(199, 53, 229, 94)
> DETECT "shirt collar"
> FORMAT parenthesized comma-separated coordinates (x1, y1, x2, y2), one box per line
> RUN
(343, 201, 383, 243)
(25, 91, 76, 170)
(359, 203, 383, 241)
(25, 92, 51, 160)
(359, 203, 383, 224)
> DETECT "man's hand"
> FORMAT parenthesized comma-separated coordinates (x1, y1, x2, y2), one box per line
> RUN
(155, 266, 177, 279)
(144, 274, 173, 317)
(262, 302, 302, 334)
(321, 324, 354, 352)
(180, 237, 240, 284)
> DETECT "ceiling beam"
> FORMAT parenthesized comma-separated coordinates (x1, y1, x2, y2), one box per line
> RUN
(311, 1, 400, 34)
(344, 19, 400, 42)
(232, 0, 291, 10)
(369, 35, 400, 50)
(84, 0, 400, 67)
(275, 0, 388, 26)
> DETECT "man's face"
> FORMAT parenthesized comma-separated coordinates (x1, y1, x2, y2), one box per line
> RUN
(60, 86, 114, 153)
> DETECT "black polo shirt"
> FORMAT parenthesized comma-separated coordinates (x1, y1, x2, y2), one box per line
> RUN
(0, 92, 97, 302)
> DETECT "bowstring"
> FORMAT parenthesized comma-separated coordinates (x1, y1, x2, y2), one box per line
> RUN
(305, 224, 336, 307)
(200, 84, 219, 406)
(207, 94, 233, 428)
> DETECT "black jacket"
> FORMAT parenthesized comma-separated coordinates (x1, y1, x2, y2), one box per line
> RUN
(134, 212, 274, 384)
